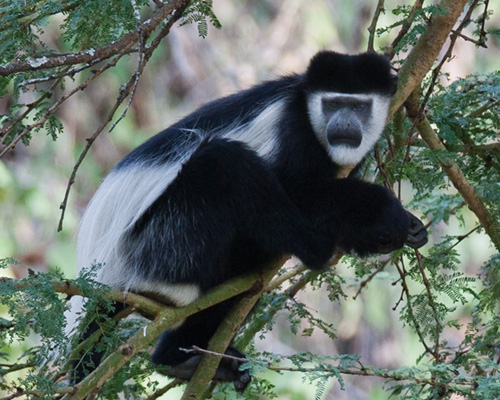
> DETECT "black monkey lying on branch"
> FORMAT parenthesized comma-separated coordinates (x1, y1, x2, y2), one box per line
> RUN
(69, 50, 427, 391)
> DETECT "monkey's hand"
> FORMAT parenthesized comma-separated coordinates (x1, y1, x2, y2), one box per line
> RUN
(405, 212, 428, 249)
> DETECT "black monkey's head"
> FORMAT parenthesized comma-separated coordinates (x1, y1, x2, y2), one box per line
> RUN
(305, 51, 397, 166)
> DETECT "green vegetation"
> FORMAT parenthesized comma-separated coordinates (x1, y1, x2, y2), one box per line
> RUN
(1, 1, 500, 399)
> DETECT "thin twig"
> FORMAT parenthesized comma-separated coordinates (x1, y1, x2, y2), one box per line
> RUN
(266, 262, 308, 292)
(106, 0, 144, 135)
(174, 347, 475, 393)
(394, 258, 436, 358)
(285, 252, 343, 298)
(181, 345, 248, 363)
(447, 225, 481, 251)
(23, 57, 114, 85)
(465, 98, 500, 119)
(367, 0, 385, 52)
(0, 78, 61, 140)
(0, 56, 122, 159)
(56, 55, 129, 232)
(266, 364, 473, 392)
(478, 0, 489, 45)
(145, 379, 184, 400)
(353, 259, 390, 300)
(415, 249, 442, 362)
(374, 143, 397, 196)
(453, 30, 488, 47)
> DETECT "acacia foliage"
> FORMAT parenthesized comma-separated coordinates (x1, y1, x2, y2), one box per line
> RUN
(1, 1, 500, 399)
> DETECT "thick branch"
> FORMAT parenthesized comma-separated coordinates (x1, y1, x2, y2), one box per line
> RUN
(389, 0, 469, 119)
(60, 270, 265, 400)
(420, 0, 480, 110)
(180, 259, 287, 400)
(0, 0, 191, 77)
(2, 276, 165, 317)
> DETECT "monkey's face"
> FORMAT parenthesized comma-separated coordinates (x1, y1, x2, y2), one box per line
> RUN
(307, 92, 392, 166)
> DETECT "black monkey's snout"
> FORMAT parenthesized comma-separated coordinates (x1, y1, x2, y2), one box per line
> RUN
(326, 111, 363, 148)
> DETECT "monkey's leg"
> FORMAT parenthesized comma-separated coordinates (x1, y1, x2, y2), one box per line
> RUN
(152, 298, 251, 392)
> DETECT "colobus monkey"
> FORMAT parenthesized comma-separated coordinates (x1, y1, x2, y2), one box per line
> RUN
(73, 51, 427, 390)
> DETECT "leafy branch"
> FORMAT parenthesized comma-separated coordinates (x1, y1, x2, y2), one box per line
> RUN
(0, 0, 190, 77)
(389, 0, 470, 119)
(405, 95, 500, 251)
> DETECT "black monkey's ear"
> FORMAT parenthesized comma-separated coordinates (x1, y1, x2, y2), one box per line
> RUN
(405, 212, 428, 249)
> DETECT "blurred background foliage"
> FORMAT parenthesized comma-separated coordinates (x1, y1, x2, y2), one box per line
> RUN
(1, 0, 500, 399)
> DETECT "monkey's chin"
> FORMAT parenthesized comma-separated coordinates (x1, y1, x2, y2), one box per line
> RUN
(327, 145, 365, 167)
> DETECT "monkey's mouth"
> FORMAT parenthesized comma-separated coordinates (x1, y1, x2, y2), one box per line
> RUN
(327, 132, 362, 148)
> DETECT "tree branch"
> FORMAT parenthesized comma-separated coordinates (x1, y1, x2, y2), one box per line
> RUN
(0, 0, 191, 77)
(420, 0, 481, 111)
(59, 270, 266, 400)
(394, 259, 437, 359)
(415, 249, 442, 361)
(405, 96, 500, 251)
(389, 0, 469, 120)
(0, 54, 125, 159)
(267, 364, 473, 394)
(180, 259, 286, 400)
(2, 276, 165, 317)
(385, 0, 425, 58)
(367, 0, 385, 52)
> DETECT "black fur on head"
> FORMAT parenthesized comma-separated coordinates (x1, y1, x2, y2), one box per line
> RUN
(305, 51, 398, 96)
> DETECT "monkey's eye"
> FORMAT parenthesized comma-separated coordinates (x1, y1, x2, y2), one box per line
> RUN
(322, 98, 373, 114)
(322, 99, 343, 111)
(350, 101, 371, 112)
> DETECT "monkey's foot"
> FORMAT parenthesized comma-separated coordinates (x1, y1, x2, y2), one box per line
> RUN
(158, 347, 251, 392)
